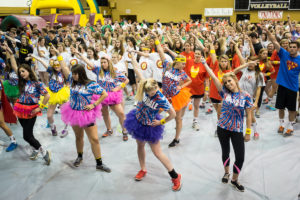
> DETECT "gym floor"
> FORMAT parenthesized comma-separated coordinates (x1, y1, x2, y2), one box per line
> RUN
(0, 98, 299, 200)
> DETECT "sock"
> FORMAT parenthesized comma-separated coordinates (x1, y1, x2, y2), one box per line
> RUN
(279, 119, 284, 127)
(168, 169, 178, 179)
(288, 121, 294, 131)
(78, 152, 83, 158)
(96, 157, 102, 166)
(251, 122, 257, 133)
(193, 118, 197, 122)
(50, 123, 55, 129)
(9, 135, 16, 144)
(39, 146, 47, 157)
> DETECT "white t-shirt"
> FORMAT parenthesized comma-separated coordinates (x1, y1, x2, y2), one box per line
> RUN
(33, 46, 49, 72)
(113, 61, 126, 74)
(138, 56, 155, 79)
(124, 48, 138, 69)
(149, 52, 172, 83)
(239, 68, 265, 98)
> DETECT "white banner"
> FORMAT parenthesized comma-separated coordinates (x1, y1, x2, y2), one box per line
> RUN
(204, 8, 233, 16)
(258, 11, 283, 19)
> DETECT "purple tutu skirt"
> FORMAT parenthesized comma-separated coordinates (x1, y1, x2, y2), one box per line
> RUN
(60, 102, 102, 127)
(92, 90, 123, 106)
(124, 109, 164, 143)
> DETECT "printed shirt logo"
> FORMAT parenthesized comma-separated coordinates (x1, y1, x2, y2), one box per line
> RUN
(141, 62, 147, 70)
(49, 59, 54, 66)
(164, 71, 179, 81)
(20, 48, 28, 54)
(86, 65, 93, 70)
(190, 66, 199, 78)
(218, 71, 224, 83)
(70, 59, 78, 66)
(143, 96, 158, 109)
(156, 60, 163, 68)
(287, 60, 298, 70)
(259, 63, 265, 71)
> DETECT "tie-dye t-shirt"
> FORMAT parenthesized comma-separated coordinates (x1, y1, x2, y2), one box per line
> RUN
(47, 67, 65, 92)
(18, 81, 48, 104)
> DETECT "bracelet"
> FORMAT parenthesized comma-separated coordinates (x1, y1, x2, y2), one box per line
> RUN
(120, 83, 126, 88)
(246, 128, 251, 135)
(155, 40, 160, 45)
(266, 72, 271, 76)
(160, 118, 166, 125)
(57, 55, 63, 61)
(210, 50, 216, 54)
(39, 103, 46, 109)
(205, 86, 209, 91)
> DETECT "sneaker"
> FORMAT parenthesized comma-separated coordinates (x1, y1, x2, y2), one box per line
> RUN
(29, 150, 39, 160)
(60, 129, 69, 138)
(51, 125, 58, 136)
(6, 142, 18, 152)
(255, 110, 260, 118)
(172, 174, 182, 191)
(277, 126, 284, 134)
(266, 105, 276, 111)
(96, 163, 111, 173)
(192, 121, 200, 131)
(43, 151, 51, 165)
(231, 180, 244, 192)
(222, 173, 230, 184)
(122, 130, 128, 141)
(102, 130, 113, 138)
(199, 102, 205, 109)
(206, 108, 213, 114)
(135, 170, 147, 181)
(188, 104, 193, 111)
(168, 139, 180, 147)
(73, 157, 83, 167)
(253, 132, 259, 140)
(283, 129, 293, 137)
(262, 98, 269, 104)
(125, 96, 131, 101)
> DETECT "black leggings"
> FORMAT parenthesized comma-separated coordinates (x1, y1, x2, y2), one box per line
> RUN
(217, 126, 245, 174)
(19, 117, 41, 150)
(257, 86, 266, 108)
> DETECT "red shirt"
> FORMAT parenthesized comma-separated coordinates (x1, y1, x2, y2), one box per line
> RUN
(186, 60, 209, 95)
(270, 50, 280, 79)
(232, 54, 242, 80)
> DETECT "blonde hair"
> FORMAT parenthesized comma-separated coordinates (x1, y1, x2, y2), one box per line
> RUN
(222, 72, 241, 92)
(218, 55, 232, 71)
(99, 57, 116, 78)
(135, 78, 158, 101)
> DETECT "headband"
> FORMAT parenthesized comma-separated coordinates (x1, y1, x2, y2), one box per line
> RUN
(175, 57, 186, 63)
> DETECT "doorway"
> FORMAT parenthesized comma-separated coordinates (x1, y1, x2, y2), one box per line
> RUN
(236, 14, 250, 22)
(120, 15, 137, 23)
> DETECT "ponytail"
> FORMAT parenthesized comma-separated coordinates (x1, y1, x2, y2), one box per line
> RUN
(135, 78, 158, 101)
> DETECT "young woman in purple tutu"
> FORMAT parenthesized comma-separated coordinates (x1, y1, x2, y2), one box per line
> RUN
(123, 52, 182, 191)
(59, 59, 111, 172)
(77, 52, 129, 141)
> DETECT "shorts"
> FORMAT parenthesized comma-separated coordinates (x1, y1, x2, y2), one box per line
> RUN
(275, 85, 298, 111)
(210, 97, 222, 104)
(157, 82, 162, 88)
(128, 69, 136, 85)
(191, 94, 204, 99)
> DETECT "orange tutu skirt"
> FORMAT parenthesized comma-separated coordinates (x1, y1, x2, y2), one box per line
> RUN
(13, 101, 42, 119)
(171, 87, 192, 111)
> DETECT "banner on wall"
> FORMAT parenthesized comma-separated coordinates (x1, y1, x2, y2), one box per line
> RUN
(204, 8, 233, 16)
(258, 11, 283, 19)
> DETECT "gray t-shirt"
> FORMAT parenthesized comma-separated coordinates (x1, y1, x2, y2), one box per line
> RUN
(239, 68, 265, 98)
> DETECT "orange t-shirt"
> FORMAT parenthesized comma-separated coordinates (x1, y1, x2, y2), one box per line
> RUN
(270, 50, 280, 79)
(181, 51, 195, 74)
(231, 54, 242, 80)
(185, 60, 209, 95)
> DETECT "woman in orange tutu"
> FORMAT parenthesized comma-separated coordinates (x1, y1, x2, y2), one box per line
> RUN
(154, 33, 192, 147)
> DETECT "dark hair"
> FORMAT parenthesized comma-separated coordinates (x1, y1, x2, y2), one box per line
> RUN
(71, 64, 92, 87)
(290, 41, 300, 48)
(249, 32, 258, 39)
(87, 47, 99, 60)
(126, 36, 137, 50)
(18, 64, 38, 94)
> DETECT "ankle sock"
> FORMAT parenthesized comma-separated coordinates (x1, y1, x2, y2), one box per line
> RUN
(78, 152, 83, 158)
(168, 169, 178, 179)
(96, 157, 102, 165)
(9, 135, 16, 143)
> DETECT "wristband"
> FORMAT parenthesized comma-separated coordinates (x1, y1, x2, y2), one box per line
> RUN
(160, 118, 166, 125)
(57, 55, 63, 61)
(273, 61, 279, 64)
(120, 83, 126, 88)
(155, 40, 160, 45)
(210, 50, 216, 54)
(39, 103, 46, 109)
(32, 58, 36, 62)
(246, 128, 251, 135)
(205, 86, 209, 91)
(266, 72, 271, 76)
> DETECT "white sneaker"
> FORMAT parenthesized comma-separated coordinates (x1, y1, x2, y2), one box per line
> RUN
(192, 121, 200, 131)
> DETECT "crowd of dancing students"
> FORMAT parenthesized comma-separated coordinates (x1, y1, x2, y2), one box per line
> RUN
(0, 16, 300, 192)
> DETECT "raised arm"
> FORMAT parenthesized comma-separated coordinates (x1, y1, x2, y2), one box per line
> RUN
(30, 54, 48, 70)
(152, 33, 166, 61)
(201, 56, 222, 92)
(52, 45, 70, 78)
(287, 15, 295, 32)
(75, 50, 95, 69)
(5, 44, 18, 73)
(232, 40, 245, 64)
(263, 26, 280, 52)
(233, 60, 258, 74)
(130, 52, 145, 80)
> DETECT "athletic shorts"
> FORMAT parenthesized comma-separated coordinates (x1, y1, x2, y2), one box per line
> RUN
(127, 69, 136, 85)
(191, 94, 204, 99)
(210, 97, 222, 104)
(275, 85, 298, 111)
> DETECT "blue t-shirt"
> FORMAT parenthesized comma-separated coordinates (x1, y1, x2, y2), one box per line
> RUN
(217, 88, 253, 133)
(136, 90, 171, 125)
(47, 67, 65, 92)
(19, 81, 48, 104)
(276, 47, 300, 92)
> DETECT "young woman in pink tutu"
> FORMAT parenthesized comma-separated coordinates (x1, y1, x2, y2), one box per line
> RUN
(124, 52, 182, 191)
(60, 62, 111, 172)
(77, 52, 129, 141)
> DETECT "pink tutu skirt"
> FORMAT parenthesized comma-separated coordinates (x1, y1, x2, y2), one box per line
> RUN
(93, 90, 123, 106)
(60, 102, 102, 127)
